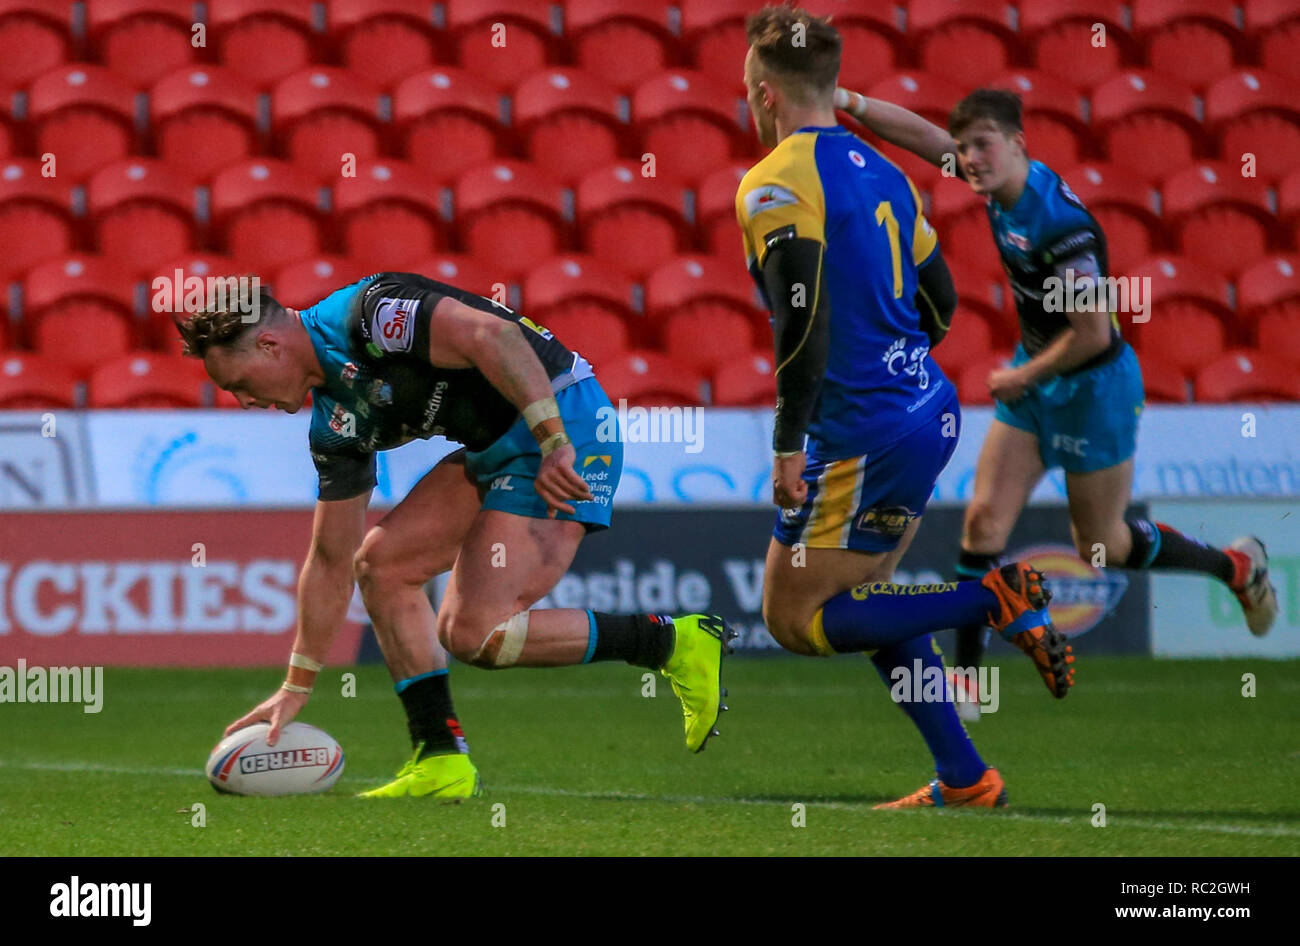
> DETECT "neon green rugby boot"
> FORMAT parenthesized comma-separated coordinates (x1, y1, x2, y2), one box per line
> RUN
(357, 743, 481, 799)
(660, 614, 738, 753)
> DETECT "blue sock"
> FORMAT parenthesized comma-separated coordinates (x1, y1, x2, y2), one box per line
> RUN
(870, 635, 986, 788)
(818, 579, 999, 652)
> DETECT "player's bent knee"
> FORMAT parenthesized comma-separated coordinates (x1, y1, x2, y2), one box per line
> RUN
(443, 611, 530, 669)
(964, 502, 1010, 550)
(761, 604, 820, 658)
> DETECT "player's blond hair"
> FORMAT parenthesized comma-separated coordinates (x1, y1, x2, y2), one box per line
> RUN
(745, 4, 841, 101)
(175, 286, 284, 359)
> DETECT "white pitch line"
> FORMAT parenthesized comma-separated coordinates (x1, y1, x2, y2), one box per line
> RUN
(2, 758, 1297, 839)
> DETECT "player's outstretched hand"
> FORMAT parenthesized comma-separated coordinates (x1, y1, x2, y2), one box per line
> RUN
(772, 451, 808, 509)
(223, 688, 309, 747)
(535, 442, 594, 518)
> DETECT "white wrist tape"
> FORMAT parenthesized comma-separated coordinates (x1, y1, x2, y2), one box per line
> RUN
(522, 397, 561, 431)
(470, 611, 530, 669)
(281, 682, 312, 695)
(289, 652, 323, 672)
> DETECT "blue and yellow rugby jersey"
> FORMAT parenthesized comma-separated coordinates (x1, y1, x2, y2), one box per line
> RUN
(987, 159, 1122, 367)
(736, 125, 953, 461)
(300, 272, 592, 501)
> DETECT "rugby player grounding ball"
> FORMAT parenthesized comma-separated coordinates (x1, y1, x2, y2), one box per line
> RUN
(206, 722, 345, 796)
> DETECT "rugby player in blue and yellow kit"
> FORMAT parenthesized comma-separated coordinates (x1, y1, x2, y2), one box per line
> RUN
(176, 272, 736, 799)
(837, 86, 1278, 716)
(737, 6, 1073, 809)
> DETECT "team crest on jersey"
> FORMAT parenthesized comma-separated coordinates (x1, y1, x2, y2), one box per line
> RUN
(328, 403, 355, 436)
(848, 150, 866, 167)
(371, 297, 419, 353)
(744, 184, 798, 218)
(341, 361, 359, 386)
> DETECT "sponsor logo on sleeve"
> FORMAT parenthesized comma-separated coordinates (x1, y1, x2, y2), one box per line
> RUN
(744, 184, 799, 218)
(371, 297, 419, 353)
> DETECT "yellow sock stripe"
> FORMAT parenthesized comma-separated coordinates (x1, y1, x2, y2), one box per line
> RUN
(807, 608, 835, 657)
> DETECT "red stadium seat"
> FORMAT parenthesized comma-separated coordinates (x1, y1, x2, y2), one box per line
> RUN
(643, 254, 760, 329)
(696, 162, 750, 257)
(0, 353, 78, 408)
(330, 0, 440, 89)
(150, 67, 260, 181)
(565, 0, 677, 92)
(27, 65, 137, 180)
(1092, 70, 1204, 182)
(522, 253, 636, 321)
(453, 160, 566, 277)
(802, 1, 905, 90)
(210, 159, 324, 270)
(513, 68, 625, 184)
(1250, 0, 1300, 81)
(532, 307, 630, 368)
(1134, 0, 1242, 89)
(928, 173, 984, 220)
(272, 255, 370, 309)
(1133, 302, 1227, 375)
(1131, 254, 1233, 318)
(445, 0, 557, 92)
(393, 67, 503, 184)
(712, 350, 774, 407)
(0, 0, 70, 85)
(0, 158, 74, 281)
(272, 68, 384, 182)
(575, 161, 690, 278)
(210, 0, 319, 89)
(1256, 302, 1300, 367)
(661, 307, 753, 374)
(940, 212, 1003, 281)
(1136, 351, 1190, 403)
(930, 307, 993, 376)
(632, 70, 745, 184)
(1162, 161, 1275, 276)
(409, 253, 505, 298)
(24, 255, 138, 376)
(1205, 71, 1300, 182)
(910, 0, 1015, 87)
(86, 159, 198, 269)
(945, 258, 1008, 329)
(90, 353, 208, 408)
(1021, 0, 1133, 91)
(1059, 163, 1160, 273)
(333, 159, 445, 270)
(597, 349, 705, 407)
(148, 253, 244, 353)
(1195, 349, 1300, 402)
(1237, 255, 1300, 315)
(88, 1, 196, 88)
(1282, 167, 1300, 233)
(866, 70, 965, 128)
(957, 351, 1014, 406)
(679, 0, 762, 95)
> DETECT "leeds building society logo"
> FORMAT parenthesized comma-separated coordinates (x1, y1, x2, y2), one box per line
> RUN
(1008, 543, 1129, 637)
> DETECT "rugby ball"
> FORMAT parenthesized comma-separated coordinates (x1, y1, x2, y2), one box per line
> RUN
(206, 722, 345, 796)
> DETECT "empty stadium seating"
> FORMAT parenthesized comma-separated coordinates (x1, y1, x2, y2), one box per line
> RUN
(0, 1, 1293, 409)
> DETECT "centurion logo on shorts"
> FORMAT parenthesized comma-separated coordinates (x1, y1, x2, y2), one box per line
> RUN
(0, 659, 103, 713)
(50, 877, 150, 926)
(151, 271, 262, 322)
(595, 400, 703, 453)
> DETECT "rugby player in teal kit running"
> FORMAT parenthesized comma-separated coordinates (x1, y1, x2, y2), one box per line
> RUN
(177, 272, 735, 798)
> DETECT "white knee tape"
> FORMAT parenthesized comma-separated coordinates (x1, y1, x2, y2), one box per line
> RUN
(473, 611, 530, 668)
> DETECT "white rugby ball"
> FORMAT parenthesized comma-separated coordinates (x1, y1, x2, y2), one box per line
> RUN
(206, 722, 345, 796)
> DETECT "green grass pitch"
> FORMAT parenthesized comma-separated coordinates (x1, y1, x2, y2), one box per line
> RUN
(2, 656, 1297, 856)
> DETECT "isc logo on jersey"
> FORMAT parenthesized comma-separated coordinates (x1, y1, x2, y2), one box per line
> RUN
(371, 297, 419, 353)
